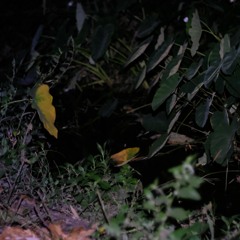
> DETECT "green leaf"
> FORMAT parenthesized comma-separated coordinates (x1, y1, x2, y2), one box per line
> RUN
(189, 10, 202, 57)
(195, 98, 211, 128)
(155, 27, 165, 49)
(136, 15, 160, 38)
(162, 53, 184, 80)
(221, 47, 240, 75)
(76, 2, 86, 33)
(166, 92, 177, 114)
(173, 222, 208, 239)
(215, 74, 225, 94)
(125, 36, 153, 67)
(99, 98, 118, 117)
(148, 133, 169, 158)
(180, 74, 203, 94)
(219, 34, 230, 59)
(185, 58, 203, 80)
(91, 23, 114, 61)
(210, 110, 229, 129)
(225, 70, 240, 98)
(142, 112, 169, 133)
(204, 61, 222, 87)
(209, 125, 235, 165)
(178, 186, 201, 200)
(168, 110, 181, 133)
(208, 112, 238, 165)
(168, 42, 188, 77)
(99, 180, 111, 190)
(152, 73, 180, 111)
(169, 208, 190, 221)
(30, 84, 58, 138)
(208, 43, 220, 65)
(31, 25, 43, 55)
(147, 39, 174, 72)
(189, 176, 203, 188)
(135, 65, 147, 89)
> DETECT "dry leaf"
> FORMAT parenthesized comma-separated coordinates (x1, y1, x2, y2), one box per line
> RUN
(0, 227, 41, 240)
(48, 223, 66, 240)
(30, 84, 58, 138)
(111, 147, 140, 166)
(48, 223, 96, 240)
(68, 226, 96, 240)
(168, 132, 195, 145)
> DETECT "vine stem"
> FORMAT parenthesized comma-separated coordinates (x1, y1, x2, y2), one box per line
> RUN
(200, 20, 221, 42)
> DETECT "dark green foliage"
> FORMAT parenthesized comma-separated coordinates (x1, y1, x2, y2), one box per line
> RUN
(117, 1, 240, 167)
(2, 2, 240, 237)
(91, 23, 115, 61)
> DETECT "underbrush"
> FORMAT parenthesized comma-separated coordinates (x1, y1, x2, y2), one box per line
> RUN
(0, 110, 240, 239)
(1, 1, 240, 239)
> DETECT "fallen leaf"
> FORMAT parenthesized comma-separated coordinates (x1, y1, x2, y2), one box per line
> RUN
(68, 226, 96, 240)
(48, 223, 66, 240)
(0, 227, 42, 240)
(111, 147, 140, 166)
(48, 223, 96, 240)
(168, 132, 195, 145)
(30, 84, 58, 138)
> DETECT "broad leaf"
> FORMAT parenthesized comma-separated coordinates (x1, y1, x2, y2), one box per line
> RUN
(168, 110, 181, 133)
(225, 67, 240, 97)
(178, 186, 201, 200)
(195, 97, 213, 128)
(30, 84, 58, 138)
(148, 133, 169, 158)
(76, 2, 86, 33)
(189, 10, 202, 57)
(111, 147, 140, 166)
(91, 23, 114, 61)
(99, 98, 118, 118)
(210, 110, 229, 129)
(209, 125, 235, 165)
(204, 61, 222, 88)
(215, 74, 225, 94)
(169, 208, 190, 221)
(147, 39, 174, 72)
(155, 27, 165, 49)
(208, 43, 220, 65)
(162, 43, 187, 80)
(162, 53, 184, 80)
(166, 92, 177, 114)
(172, 222, 208, 239)
(136, 15, 160, 38)
(185, 58, 203, 80)
(168, 42, 188, 77)
(125, 36, 153, 67)
(219, 34, 230, 59)
(180, 74, 204, 94)
(152, 73, 180, 111)
(135, 65, 147, 89)
(142, 112, 169, 133)
(31, 25, 43, 55)
(208, 112, 238, 165)
(222, 47, 240, 75)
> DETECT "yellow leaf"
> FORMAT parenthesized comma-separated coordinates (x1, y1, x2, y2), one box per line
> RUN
(31, 84, 58, 138)
(111, 147, 140, 166)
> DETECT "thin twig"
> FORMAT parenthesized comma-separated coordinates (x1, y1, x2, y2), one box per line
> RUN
(96, 190, 109, 224)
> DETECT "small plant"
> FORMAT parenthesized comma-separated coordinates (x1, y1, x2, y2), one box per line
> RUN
(53, 143, 141, 223)
(103, 156, 213, 240)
